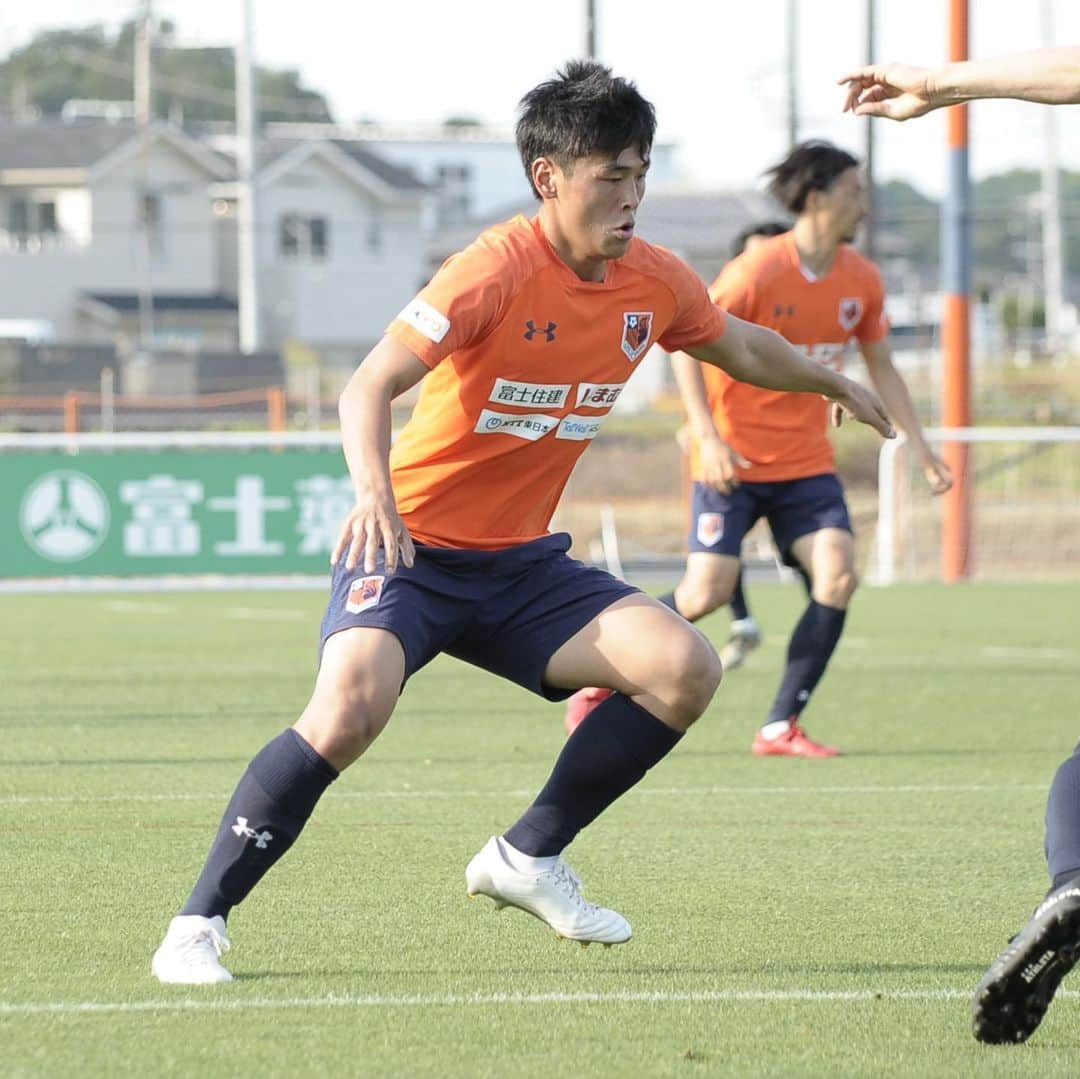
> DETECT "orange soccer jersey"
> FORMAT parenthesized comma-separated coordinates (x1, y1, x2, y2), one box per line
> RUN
(693, 231, 889, 483)
(385, 215, 727, 549)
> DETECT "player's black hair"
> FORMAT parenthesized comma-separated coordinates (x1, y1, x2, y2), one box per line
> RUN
(516, 60, 656, 199)
(730, 220, 789, 259)
(764, 140, 860, 215)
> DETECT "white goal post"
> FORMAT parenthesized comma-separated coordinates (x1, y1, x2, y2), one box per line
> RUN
(875, 426, 1080, 585)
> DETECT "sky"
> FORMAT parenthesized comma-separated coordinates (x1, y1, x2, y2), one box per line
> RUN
(4, 0, 1080, 198)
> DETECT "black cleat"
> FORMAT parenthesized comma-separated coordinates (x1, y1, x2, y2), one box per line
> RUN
(972, 882, 1080, 1044)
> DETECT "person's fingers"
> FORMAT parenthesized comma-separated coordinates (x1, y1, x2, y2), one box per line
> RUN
(344, 523, 366, 572)
(381, 519, 399, 574)
(400, 529, 416, 569)
(362, 521, 381, 574)
(830, 401, 845, 428)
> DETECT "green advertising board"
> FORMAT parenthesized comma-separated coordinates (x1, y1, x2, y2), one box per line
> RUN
(3, 448, 350, 578)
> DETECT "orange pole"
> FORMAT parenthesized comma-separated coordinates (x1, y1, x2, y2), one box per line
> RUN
(941, 0, 973, 581)
(63, 391, 80, 435)
(267, 385, 287, 432)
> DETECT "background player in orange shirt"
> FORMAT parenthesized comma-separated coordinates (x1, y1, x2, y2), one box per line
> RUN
(842, 46, 1080, 1046)
(668, 140, 951, 758)
(151, 64, 894, 984)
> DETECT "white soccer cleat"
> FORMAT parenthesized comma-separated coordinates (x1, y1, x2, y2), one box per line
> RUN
(151, 914, 233, 984)
(465, 836, 632, 945)
(719, 616, 763, 672)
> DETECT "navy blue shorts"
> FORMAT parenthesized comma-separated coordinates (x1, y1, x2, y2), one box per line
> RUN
(319, 532, 639, 701)
(687, 473, 852, 563)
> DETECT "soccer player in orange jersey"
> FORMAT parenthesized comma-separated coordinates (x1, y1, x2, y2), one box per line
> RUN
(151, 65, 894, 984)
(842, 46, 1080, 1046)
(664, 141, 951, 759)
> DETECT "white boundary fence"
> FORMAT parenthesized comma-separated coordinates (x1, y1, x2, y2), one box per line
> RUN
(875, 426, 1080, 585)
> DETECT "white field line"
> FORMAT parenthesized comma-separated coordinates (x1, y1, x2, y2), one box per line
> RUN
(5, 986, 1078, 1017)
(0, 783, 1047, 807)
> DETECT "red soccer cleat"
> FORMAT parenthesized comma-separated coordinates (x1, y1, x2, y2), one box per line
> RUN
(751, 721, 841, 758)
(563, 687, 614, 736)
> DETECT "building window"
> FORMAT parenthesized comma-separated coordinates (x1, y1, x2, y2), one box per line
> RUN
(4, 196, 59, 251)
(279, 213, 329, 260)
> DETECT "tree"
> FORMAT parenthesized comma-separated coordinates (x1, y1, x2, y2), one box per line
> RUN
(0, 21, 332, 124)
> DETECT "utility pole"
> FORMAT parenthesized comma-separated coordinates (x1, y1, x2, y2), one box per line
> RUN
(862, 0, 877, 262)
(1040, 0, 1065, 349)
(786, 0, 798, 148)
(236, 0, 261, 353)
(585, 0, 597, 59)
(134, 0, 155, 356)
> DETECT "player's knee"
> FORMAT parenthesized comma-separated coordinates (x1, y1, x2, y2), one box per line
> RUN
(817, 566, 858, 607)
(678, 578, 731, 621)
(666, 631, 723, 723)
(301, 683, 394, 764)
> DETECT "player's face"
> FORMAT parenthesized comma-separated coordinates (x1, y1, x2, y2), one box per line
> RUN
(819, 167, 867, 243)
(549, 146, 649, 278)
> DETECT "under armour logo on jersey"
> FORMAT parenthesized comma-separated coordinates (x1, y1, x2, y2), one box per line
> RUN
(231, 817, 273, 849)
(524, 320, 557, 342)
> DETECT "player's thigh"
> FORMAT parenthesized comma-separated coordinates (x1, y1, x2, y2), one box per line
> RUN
(789, 528, 857, 605)
(544, 593, 722, 728)
(296, 626, 405, 769)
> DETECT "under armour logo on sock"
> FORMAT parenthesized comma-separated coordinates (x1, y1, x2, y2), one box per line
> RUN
(231, 816, 273, 849)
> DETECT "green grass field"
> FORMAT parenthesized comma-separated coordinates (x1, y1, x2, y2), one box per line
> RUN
(3, 582, 1080, 1077)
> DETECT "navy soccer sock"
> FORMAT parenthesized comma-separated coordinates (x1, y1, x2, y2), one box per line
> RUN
(765, 599, 847, 726)
(1046, 745, 1080, 890)
(729, 573, 750, 621)
(503, 693, 682, 857)
(180, 729, 338, 921)
(656, 590, 684, 617)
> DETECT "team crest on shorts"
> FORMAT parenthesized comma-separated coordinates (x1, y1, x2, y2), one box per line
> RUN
(696, 512, 724, 547)
(346, 575, 385, 614)
(838, 297, 863, 332)
(621, 311, 653, 362)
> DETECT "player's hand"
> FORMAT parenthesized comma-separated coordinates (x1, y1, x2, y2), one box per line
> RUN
(699, 434, 750, 495)
(920, 451, 954, 495)
(829, 381, 896, 439)
(674, 423, 692, 456)
(837, 63, 939, 121)
(331, 492, 415, 574)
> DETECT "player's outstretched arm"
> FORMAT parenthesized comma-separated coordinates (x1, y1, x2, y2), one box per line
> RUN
(334, 336, 428, 573)
(688, 315, 895, 439)
(860, 340, 953, 494)
(839, 48, 1080, 120)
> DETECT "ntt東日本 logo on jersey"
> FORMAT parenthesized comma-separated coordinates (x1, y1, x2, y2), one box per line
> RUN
(621, 311, 653, 362)
(474, 409, 560, 442)
(346, 575, 385, 614)
(696, 512, 724, 547)
(398, 297, 450, 343)
(838, 297, 863, 332)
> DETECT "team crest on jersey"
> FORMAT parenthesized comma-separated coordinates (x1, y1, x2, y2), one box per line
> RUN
(838, 297, 863, 332)
(346, 575, 385, 614)
(621, 311, 653, 362)
(696, 512, 724, 547)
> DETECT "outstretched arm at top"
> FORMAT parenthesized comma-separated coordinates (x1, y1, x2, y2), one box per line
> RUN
(686, 314, 895, 439)
(333, 335, 429, 574)
(839, 48, 1080, 120)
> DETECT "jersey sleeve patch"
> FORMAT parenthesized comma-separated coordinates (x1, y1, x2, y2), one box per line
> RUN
(397, 298, 451, 344)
